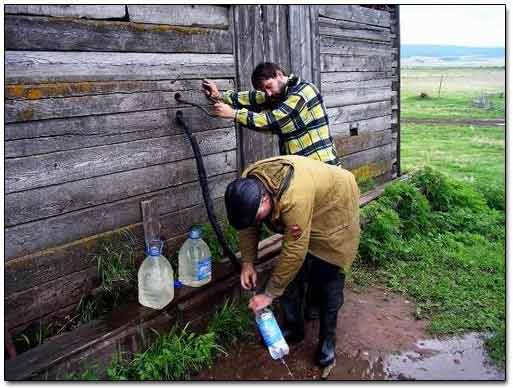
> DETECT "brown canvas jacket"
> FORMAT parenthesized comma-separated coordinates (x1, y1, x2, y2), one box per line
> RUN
(238, 155, 360, 298)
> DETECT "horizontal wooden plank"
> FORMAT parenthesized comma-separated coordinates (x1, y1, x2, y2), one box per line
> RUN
(5, 171, 235, 260)
(322, 78, 391, 94)
(319, 17, 391, 42)
(4, 5, 126, 19)
(5, 15, 232, 54)
(5, 267, 98, 330)
(341, 143, 392, 170)
(6, 78, 235, 101)
(5, 196, 227, 296)
(318, 5, 390, 27)
(5, 51, 235, 84)
(6, 151, 236, 227)
(324, 86, 392, 108)
(321, 53, 392, 72)
(320, 35, 392, 56)
(321, 71, 390, 84)
(334, 129, 392, 156)
(6, 127, 236, 194)
(5, 99, 232, 141)
(6, 81, 230, 123)
(328, 100, 391, 124)
(5, 107, 233, 157)
(330, 115, 391, 137)
(128, 5, 229, 28)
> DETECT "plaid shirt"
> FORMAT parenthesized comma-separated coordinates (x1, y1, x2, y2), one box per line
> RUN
(222, 75, 339, 165)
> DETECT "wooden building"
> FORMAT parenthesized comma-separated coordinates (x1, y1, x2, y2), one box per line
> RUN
(4, 4, 400, 346)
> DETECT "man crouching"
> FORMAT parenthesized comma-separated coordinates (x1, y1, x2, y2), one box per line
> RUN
(224, 155, 360, 369)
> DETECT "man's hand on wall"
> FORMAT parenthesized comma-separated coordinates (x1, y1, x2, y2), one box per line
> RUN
(202, 79, 221, 100)
(213, 102, 236, 119)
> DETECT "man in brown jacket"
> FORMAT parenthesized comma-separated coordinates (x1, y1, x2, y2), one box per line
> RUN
(224, 155, 360, 368)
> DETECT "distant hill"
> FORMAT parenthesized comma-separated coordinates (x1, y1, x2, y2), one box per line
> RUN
(402, 44, 504, 58)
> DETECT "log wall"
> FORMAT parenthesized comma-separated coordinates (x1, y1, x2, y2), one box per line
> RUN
(317, 5, 399, 183)
(4, 4, 237, 332)
(4, 4, 400, 334)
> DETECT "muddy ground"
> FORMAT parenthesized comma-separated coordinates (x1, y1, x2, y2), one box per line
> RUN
(193, 285, 504, 381)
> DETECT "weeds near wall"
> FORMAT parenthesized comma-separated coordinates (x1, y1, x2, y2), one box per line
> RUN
(93, 298, 253, 381)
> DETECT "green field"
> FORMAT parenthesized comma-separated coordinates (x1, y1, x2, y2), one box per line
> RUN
(401, 67, 505, 120)
(354, 66, 506, 368)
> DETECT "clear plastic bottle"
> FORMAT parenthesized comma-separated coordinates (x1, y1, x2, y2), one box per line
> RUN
(255, 307, 290, 360)
(178, 228, 212, 287)
(138, 240, 174, 310)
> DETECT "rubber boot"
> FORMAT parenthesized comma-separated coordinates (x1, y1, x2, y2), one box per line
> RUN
(279, 261, 306, 345)
(311, 258, 345, 367)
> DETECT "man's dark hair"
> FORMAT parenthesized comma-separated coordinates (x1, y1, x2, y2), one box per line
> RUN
(251, 62, 284, 90)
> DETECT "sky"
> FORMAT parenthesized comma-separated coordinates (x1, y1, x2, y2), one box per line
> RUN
(400, 5, 505, 47)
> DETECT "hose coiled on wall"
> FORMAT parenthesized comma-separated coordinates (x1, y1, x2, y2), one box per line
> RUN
(174, 102, 241, 272)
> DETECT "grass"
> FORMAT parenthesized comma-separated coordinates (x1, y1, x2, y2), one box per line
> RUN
(65, 298, 254, 381)
(400, 123, 505, 190)
(354, 168, 505, 367)
(401, 93, 505, 121)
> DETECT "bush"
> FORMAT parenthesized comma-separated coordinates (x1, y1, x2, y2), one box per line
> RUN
(359, 202, 402, 266)
(474, 183, 505, 211)
(411, 167, 486, 212)
(380, 182, 432, 237)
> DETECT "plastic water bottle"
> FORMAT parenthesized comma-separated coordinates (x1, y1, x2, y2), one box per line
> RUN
(255, 307, 290, 360)
(138, 240, 174, 310)
(178, 227, 212, 287)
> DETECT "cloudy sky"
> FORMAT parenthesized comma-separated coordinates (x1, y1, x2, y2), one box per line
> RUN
(400, 5, 505, 47)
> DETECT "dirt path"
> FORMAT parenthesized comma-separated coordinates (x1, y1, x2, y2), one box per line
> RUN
(403, 118, 505, 126)
(193, 286, 504, 381)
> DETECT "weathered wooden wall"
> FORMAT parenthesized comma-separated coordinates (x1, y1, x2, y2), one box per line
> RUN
(4, 4, 238, 333)
(4, 4, 400, 334)
(316, 5, 398, 183)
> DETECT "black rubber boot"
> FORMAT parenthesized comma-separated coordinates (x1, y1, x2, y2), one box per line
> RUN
(310, 257, 345, 367)
(279, 261, 307, 345)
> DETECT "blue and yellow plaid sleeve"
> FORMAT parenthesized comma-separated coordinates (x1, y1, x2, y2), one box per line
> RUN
(222, 90, 269, 110)
(234, 94, 306, 133)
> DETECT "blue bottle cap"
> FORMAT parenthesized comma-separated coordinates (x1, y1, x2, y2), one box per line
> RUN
(149, 246, 160, 256)
(174, 279, 183, 289)
(189, 227, 202, 239)
(147, 239, 163, 256)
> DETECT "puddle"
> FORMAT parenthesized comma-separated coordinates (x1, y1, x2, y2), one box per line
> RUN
(193, 287, 504, 381)
(382, 333, 505, 380)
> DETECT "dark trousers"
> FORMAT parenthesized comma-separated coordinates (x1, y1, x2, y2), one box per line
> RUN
(279, 253, 345, 344)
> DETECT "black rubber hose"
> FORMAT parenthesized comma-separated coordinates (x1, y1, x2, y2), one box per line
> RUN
(175, 110, 241, 272)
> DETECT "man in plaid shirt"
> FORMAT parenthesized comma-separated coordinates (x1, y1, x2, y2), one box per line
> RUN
(202, 62, 339, 166)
